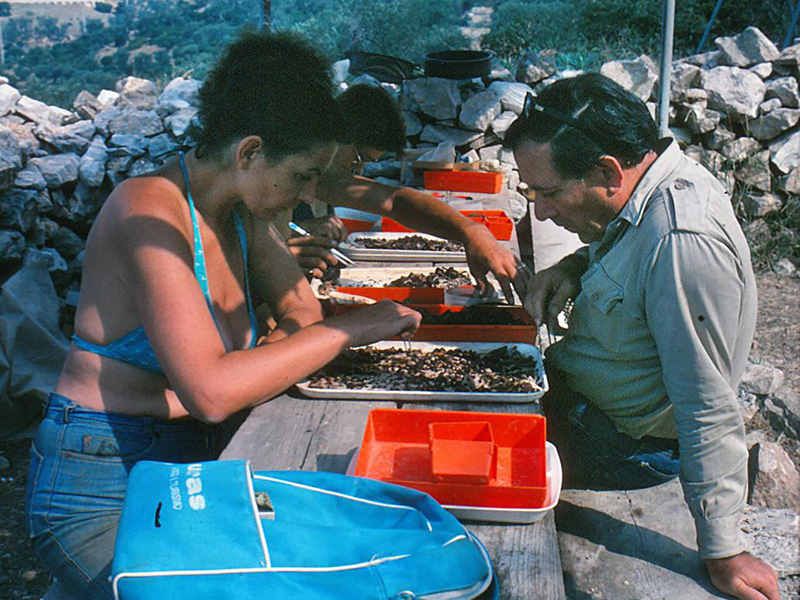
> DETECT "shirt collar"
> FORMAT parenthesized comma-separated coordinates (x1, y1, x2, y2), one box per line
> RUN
(616, 138, 682, 228)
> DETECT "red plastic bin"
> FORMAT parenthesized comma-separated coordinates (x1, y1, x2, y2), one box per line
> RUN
(381, 210, 513, 241)
(355, 409, 548, 509)
(424, 170, 503, 194)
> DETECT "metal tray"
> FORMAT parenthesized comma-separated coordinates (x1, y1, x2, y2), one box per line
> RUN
(341, 232, 468, 263)
(296, 341, 548, 403)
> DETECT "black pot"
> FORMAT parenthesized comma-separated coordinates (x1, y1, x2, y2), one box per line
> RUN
(424, 50, 492, 80)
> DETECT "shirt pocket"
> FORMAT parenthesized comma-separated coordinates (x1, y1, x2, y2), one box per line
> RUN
(572, 264, 625, 353)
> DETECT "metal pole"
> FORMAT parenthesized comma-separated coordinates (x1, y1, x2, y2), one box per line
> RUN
(783, 0, 800, 48)
(658, 0, 675, 138)
(261, 0, 271, 31)
(696, 0, 725, 54)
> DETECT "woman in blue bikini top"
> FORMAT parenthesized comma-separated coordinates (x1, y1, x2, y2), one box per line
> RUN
(54, 31, 421, 422)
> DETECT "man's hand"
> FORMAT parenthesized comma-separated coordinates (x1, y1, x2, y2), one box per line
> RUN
(462, 222, 519, 302)
(706, 552, 780, 600)
(286, 216, 348, 280)
(521, 257, 583, 326)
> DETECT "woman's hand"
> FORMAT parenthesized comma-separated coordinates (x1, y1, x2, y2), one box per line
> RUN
(327, 300, 422, 347)
(462, 222, 519, 302)
(286, 215, 348, 279)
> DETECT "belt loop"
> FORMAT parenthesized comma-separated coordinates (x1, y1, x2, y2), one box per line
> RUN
(62, 403, 73, 424)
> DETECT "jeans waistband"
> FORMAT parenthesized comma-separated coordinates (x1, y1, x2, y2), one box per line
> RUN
(45, 392, 216, 435)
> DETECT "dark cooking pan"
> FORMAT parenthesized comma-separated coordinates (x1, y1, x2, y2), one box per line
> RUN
(424, 50, 493, 79)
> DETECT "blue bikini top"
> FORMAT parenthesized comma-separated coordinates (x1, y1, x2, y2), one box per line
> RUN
(72, 152, 258, 375)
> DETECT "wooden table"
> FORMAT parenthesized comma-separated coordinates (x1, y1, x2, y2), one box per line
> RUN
(221, 392, 567, 600)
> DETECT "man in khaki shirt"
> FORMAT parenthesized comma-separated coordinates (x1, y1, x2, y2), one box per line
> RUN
(506, 74, 779, 600)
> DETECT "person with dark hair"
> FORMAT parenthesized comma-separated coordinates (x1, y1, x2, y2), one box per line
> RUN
(507, 73, 779, 600)
(25, 31, 420, 600)
(284, 83, 520, 301)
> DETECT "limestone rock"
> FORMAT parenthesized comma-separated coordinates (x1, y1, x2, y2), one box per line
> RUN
(749, 62, 773, 79)
(685, 105, 721, 135)
(402, 78, 461, 121)
(766, 77, 800, 108)
(14, 164, 46, 190)
(749, 108, 800, 141)
(735, 151, 771, 192)
(685, 145, 726, 172)
(703, 127, 737, 151)
(772, 385, 800, 427)
(30, 154, 81, 188)
(516, 50, 557, 86)
(73, 90, 103, 121)
(402, 111, 423, 138)
(748, 442, 800, 510)
(0, 188, 38, 233)
(741, 362, 785, 395)
(420, 124, 483, 149)
(146, 133, 178, 162)
(96, 89, 119, 108)
(488, 81, 535, 115)
(782, 165, 800, 194)
(79, 137, 109, 188)
(759, 98, 783, 115)
(164, 107, 196, 138)
(600, 55, 658, 101)
(744, 192, 783, 218)
(116, 76, 158, 110)
(128, 157, 158, 178)
(0, 125, 23, 169)
(93, 107, 123, 138)
(459, 89, 502, 131)
(15, 95, 71, 125)
(50, 225, 83, 260)
(702, 66, 766, 121)
(741, 506, 800, 578)
(109, 133, 146, 156)
(331, 59, 350, 86)
(670, 63, 701, 101)
(715, 26, 780, 68)
(34, 120, 95, 154)
(108, 110, 164, 137)
(490, 110, 517, 140)
(157, 77, 200, 116)
(682, 49, 721, 69)
(0, 229, 25, 264)
(774, 42, 800, 72)
(720, 137, 762, 162)
(769, 130, 800, 174)
(0, 84, 21, 117)
(488, 66, 514, 82)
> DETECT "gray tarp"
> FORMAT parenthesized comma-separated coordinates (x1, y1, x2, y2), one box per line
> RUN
(0, 257, 68, 439)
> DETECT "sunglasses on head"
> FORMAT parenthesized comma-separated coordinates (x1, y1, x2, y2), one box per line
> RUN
(522, 92, 607, 151)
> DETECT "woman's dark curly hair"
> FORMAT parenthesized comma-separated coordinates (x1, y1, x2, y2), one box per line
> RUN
(196, 29, 341, 161)
(504, 73, 658, 179)
(336, 84, 406, 153)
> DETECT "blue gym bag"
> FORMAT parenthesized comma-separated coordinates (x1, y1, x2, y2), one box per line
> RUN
(111, 460, 498, 599)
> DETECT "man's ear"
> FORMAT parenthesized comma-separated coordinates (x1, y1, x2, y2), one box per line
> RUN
(234, 136, 263, 169)
(591, 155, 624, 196)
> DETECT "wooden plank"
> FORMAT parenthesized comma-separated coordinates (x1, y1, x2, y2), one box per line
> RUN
(406, 400, 566, 600)
(220, 391, 393, 472)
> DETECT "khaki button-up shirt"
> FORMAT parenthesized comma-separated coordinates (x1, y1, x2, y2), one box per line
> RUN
(548, 139, 757, 559)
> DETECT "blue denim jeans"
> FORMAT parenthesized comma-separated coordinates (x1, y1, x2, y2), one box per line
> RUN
(25, 393, 223, 599)
(542, 370, 680, 490)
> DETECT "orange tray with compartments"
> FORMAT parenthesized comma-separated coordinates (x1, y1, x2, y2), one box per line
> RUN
(424, 170, 504, 194)
(355, 408, 548, 509)
(381, 210, 513, 241)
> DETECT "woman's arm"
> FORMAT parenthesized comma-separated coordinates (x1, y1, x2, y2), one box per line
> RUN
(116, 185, 420, 424)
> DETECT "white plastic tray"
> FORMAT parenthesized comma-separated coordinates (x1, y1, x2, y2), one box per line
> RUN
(346, 441, 562, 524)
(296, 341, 548, 403)
(341, 232, 468, 263)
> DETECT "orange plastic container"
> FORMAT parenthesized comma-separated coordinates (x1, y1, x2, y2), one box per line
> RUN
(355, 409, 548, 509)
(429, 422, 495, 484)
(381, 210, 513, 241)
(424, 170, 503, 194)
(341, 218, 376, 233)
(335, 286, 445, 304)
(325, 301, 537, 344)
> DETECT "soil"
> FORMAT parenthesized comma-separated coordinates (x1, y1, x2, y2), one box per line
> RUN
(1, 271, 798, 598)
(386, 266, 471, 288)
(354, 234, 464, 252)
